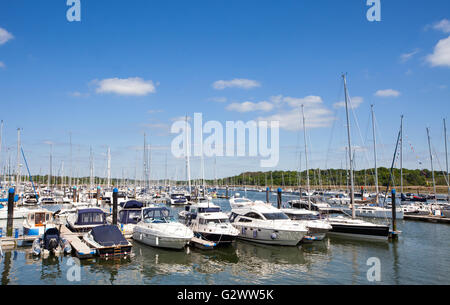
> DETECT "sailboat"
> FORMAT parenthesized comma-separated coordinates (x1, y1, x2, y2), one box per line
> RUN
(327, 74, 391, 241)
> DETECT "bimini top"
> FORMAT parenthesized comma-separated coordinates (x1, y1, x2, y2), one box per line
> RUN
(75, 208, 105, 226)
(120, 200, 143, 209)
(90, 225, 129, 247)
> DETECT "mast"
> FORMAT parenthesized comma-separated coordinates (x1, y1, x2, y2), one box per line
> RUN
(185, 116, 191, 194)
(426, 127, 437, 200)
(342, 74, 355, 219)
(69, 132, 72, 188)
(16, 128, 21, 190)
(107, 146, 111, 189)
(89, 146, 94, 196)
(371, 105, 379, 196)
(301, 104, 311, 210)
(400, 115, 404, 195)
(444, 119, 449, 204)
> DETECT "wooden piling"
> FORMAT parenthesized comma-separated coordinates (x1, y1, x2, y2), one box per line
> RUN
(113, 188, 118, 225)
(7, 188, 14, 237)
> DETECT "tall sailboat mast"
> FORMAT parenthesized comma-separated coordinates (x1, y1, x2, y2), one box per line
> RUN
(185, 116, 192, 194)
(0, 120, 3, 179)
(69, 132, 72, 188)
(301, 104, 311, 210)
(342, 74, 355, 219)
(444, 119, 449, 204)
(426, 127, 437, 199)
(107, 146, 111, 189)
(371, 105, 379, 196)
(16, 128, 21, 190)
(400, 115, 404, 195)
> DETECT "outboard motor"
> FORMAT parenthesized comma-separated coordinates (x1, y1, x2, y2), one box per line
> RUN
(43, 228, 61, 252)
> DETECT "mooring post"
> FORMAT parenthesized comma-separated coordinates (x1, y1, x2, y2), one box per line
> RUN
(96, 186, 101, 205)
(392, 189, 397, 237)
(7, 188, 15, 237)
(277, 188, 282, 209)
(113, 188, 118, 225)
(226, 186, 229, 199)
(73, 186, 77, 203)
(266, 187, 270, 203)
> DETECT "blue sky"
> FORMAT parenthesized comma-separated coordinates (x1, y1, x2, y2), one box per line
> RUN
(0, 0, 449, 181)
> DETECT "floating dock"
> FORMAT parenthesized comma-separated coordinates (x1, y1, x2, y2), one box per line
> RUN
(404, 214, 450, 224)
(189, 236, 216, 250)
(59, 225, 96, 259)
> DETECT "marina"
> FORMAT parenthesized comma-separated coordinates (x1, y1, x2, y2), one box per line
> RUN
(0, 0, 449, 289)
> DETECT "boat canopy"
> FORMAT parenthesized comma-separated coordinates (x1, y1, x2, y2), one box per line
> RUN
(75, 209, 105, 226)
(90, 225, 129, 247)
(143, 207, 171, 220)
(118, 209, 141, 224)
(120, 200, 143, 209)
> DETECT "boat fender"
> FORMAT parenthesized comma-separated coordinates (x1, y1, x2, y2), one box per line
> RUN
(271, 232, 277, 240)
(241, 227, 246, 235)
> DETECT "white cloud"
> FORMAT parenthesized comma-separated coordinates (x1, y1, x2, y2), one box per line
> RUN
(283, 95, 323, 108)
(256, 95, 335, 131)
(433, 19, 450, 33)
(426, 35, 450, 68)
(212, 78, 261, 90)
(226, 101, 274, 113)
(0, 28, 13, 45)
(400, 49, 420, 62)
(148, 109, 163, 114)
(257, 107, 335, 132)
(0, 61, 5, 68)
(95, 77, 156, 96)
(333, 96, 364, 109)
(375, 89, 401, 98)
(207, 97, 227, 103)
(171, 116, 191, 122)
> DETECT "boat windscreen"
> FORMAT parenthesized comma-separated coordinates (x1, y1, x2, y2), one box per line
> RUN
(198, 207, 220, 213)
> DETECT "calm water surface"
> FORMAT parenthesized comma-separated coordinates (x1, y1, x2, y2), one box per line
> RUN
(1, 191, 449, 285)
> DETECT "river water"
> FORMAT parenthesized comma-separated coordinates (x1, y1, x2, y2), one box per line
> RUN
(1, 191, 449, 285)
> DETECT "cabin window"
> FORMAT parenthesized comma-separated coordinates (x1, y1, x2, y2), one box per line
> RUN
(238, 217, 252, 223)
(46, 214, 50, 221)
(244, 212, 263, 220)
(263, 213, 289, 220)
(35, 213, 45, 225)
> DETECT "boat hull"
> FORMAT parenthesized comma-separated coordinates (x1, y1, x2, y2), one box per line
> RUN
(132, 231, 190, 250)
(328, 224, 390, 241)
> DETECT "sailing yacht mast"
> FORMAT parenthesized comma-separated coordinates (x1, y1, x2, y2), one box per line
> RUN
(371, 105, 379, 196)
(107, 146, 111, 189)
(444, 119, 449, 204)
(400, 115, 404, 195)
(426, 127, 437, 199)
(185, 116, 191, 194)
(301, 104, 311, 210)
(16, 128, 21, 190)
(342, 74, 355, 219)
(69, 132, 72, 188)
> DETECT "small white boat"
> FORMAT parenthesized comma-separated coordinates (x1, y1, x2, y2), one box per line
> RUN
(23, 210, 56, 237)
(133, 206, 193, 250)
(83, 225, 132, 257)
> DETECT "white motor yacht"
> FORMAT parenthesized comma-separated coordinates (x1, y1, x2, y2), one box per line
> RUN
(133, 206, 193, 250)
(229, 203, 307, 246)
(281, 208, 332, 241)
(178, 201, 239, 245)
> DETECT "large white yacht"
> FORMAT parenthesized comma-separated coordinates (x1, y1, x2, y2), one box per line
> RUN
(179, 201, 239, 245)
(133, 206, 194, 250)
(229, 203, 307, 246)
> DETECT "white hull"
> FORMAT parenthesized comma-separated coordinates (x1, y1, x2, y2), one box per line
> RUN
(232, 224, 305, 246)
(133, 231, 191, 249)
